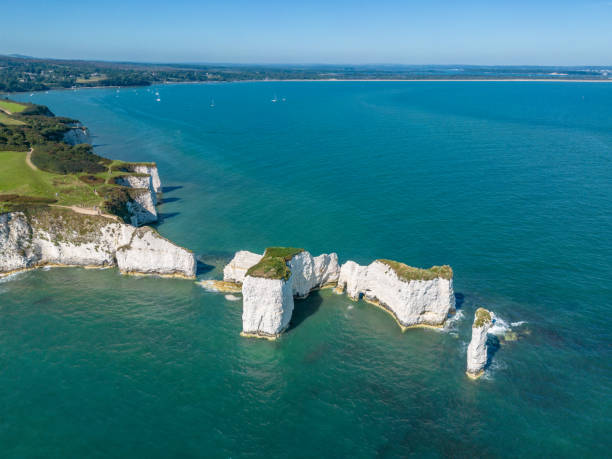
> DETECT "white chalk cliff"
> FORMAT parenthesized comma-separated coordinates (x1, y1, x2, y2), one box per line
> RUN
(133, 164, 162, 194)
(0, 209, 195, 278)
(241, 276, 294, 338)
(466, 308, 493, 379)
(223, 250, 263, 283)
(336, 260, 455, 329)
(115, 175, 158, 226)
(229, 249, 340, 338)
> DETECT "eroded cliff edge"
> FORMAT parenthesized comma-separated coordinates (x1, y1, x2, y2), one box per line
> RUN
(0, 207, 196, 278)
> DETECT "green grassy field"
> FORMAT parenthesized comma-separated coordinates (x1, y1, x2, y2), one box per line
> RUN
(76, 75, 107, 84)
(0, 150, 104, 207)
(0, 100, 27, 113)
(0, 112, 26, 125)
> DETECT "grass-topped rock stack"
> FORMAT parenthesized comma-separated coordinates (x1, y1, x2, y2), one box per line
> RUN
(466, 308, 494, 379)
(226, 247, 340, 339)
(335, 259, 455, 330)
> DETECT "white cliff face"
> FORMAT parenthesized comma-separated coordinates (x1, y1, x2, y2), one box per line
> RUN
(116, 228, 196, 277)
(241, 276, 294, 337)
(313, 253, 340, 286)
(133, 165, 162, 194)
(116, 175, 157, 205)
(288, 251, 340, 297)
(62, 127, 91, 145)
(336, 260, 369, 299)
(0, 213, 37, 271)
(0, 209, 195, 278)
(336, 260, 455, 329)
(466, 308, 493, 379)
(114, 174, 158, 226)
(223, 250, 263, 283)
(125, 189, 158, 226)
(115, 174, 157, 226)
(236, 250, 340, 338)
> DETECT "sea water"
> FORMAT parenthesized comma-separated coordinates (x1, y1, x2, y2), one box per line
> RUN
(3, 82, 611, 457)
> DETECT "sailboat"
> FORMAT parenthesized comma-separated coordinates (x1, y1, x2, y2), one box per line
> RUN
(210, 98, 215, 108)
(271, 94, 278, 103)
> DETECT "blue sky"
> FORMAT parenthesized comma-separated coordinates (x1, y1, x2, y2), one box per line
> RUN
(2, 0, 611, 65)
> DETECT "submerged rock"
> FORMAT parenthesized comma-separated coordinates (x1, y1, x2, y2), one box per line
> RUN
(198, 279, 242, 293)
(466, 308, 493, 379)
(336, 259, 455, 329)
(0, 208, 195, 278)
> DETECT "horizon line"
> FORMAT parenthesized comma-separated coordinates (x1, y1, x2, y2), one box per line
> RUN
(2, 54, 611, 69)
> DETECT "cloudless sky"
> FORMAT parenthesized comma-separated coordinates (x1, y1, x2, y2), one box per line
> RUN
(2, 0, 611, 65)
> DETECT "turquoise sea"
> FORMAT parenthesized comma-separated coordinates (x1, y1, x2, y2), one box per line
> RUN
(4, 82, 611, 457)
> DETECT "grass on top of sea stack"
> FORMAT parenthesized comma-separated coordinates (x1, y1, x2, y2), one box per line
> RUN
(473, 308, 492, 328)
(378, 259, 453, 281)
(262, 247, 304, 261)
(0, 99, 27, 114)
(246, 247, 304, 280)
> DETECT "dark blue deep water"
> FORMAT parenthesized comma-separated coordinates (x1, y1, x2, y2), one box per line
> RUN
(4, 82, 612, 457)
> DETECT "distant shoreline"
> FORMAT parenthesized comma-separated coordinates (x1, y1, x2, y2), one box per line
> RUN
(162, 78, 612, 84)
(6, 77, 611, 97)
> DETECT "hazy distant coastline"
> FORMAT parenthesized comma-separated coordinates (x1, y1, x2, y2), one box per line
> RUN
(2, 54, 611, 93)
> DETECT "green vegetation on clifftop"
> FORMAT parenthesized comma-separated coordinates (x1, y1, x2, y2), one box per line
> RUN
(473, 308, 492, 328)
(378, 259, 453, 281)
(0, 98, 157, 222)
(246, 247, 304, 280)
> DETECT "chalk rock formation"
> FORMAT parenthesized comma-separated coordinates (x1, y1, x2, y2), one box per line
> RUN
(241, 276, 294, 339)
(235, 248, 340, 338)
(288, 251, 340, 297)
(0, 208, 195, 278)
(114, 175, 158, 226)
(223, 250, 263, 283)
(62, 127, 91, 145)
(115, 227, 195, 277)
(116, 174, 158, 205)
(335, 259, 455, 329)
(466, 308, 493, 379)
(133, 164, 162, 194)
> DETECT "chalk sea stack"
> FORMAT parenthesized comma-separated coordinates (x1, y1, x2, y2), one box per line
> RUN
(466, 307, 493, 379)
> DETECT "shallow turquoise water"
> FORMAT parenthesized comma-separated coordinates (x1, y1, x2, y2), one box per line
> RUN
(4, 82, 612, 457)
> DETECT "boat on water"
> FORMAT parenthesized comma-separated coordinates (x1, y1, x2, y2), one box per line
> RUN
(271, 94, 278, 102)
(210, 98, 215, 108)
(156, 98, 161, 102)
